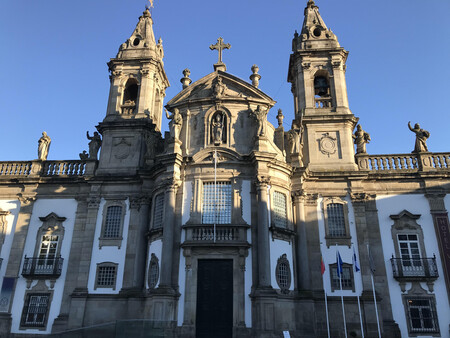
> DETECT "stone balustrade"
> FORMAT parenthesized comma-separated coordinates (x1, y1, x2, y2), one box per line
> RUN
(183, 224, 249, 244)
(0, 160, 96, 177)
(356, 152, 450, 172)
(314, 97, 332, 108)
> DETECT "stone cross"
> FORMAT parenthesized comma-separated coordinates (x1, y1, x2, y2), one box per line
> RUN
(209, 37, 231, 64)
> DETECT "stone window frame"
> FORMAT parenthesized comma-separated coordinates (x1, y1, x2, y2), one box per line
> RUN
(94, 262, 119, 290)
(322, 197, 351, 247)
(99, 199, 126, 249)
(33, 213, 66, 259)
(0, 208, 10, 252)
(402, 284, 440, 336)
(312, 69, 334, 108)
(203, 106, 232, 148)
(147, 253, 159, 289)
(201, 181, 232, 224)
(188, 177, 246, 225)
(275, 254, 291, 294)
(271, 190, 288, 229)
(329, 263, 354, 292)
(20, 291, 53, 330)
(119, 76, 140, 115)
(150, 192, 165, 230)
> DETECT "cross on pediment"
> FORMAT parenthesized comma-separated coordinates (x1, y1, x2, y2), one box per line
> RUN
(209, 37, 231, 64)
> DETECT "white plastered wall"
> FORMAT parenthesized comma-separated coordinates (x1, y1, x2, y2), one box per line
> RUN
(10, 198, 77, 334)
(87, 198, 130, 294)
(377, 194, 450, 338)
(241, 180, 252, 327)
(0, 200, 20, 279)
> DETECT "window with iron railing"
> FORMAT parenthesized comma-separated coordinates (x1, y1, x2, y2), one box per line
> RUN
(20, 293, 50, 328)
(406, 298, 439, 334)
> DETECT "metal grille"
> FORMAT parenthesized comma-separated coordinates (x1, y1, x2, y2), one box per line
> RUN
(273, 191, 287, 228)
(153, 194, 164, 229)
(97, 265, 117, 287)
(148, 260, 159, 289)
(331, 266, 352, 289)
(21, 293, 50, 327)
(327, 203, 346, 237)
(202, 182, 232, 224)
(407, 298, 439, 333)
(104, 206, 122, 238)
(277, 262, 289, 289)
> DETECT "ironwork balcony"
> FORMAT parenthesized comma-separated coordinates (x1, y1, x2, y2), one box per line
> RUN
(391, 257, 438, 281)
(182, 224, 250, 247)
(21, 256, 63, 279)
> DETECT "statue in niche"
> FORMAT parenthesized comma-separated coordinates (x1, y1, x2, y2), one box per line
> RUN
(79, 150, 89, 160)
(165, 108, 182, 141)
(37, 132, 51, 161)
(408, 121, 430, 153)
(353, 124, 371, 154)
(86, 131, 102, 159)
(211, 113, 224, 145)
(214, 77, 227, 98)
(250, 105, 268, 136)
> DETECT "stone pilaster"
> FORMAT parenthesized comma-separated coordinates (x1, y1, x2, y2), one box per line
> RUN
(255, 176, 271, 289)
(121, 195, 150, 292)
(293, 192, 310, 290)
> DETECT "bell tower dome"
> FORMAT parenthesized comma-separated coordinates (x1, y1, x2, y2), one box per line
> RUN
(288, 0, 357, 171)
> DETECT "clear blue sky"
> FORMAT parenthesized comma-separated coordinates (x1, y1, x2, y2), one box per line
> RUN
(0, 0, 449, 160)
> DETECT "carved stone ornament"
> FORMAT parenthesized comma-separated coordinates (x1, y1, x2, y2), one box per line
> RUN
(256, 175, 271, 187)
(318, 132, 337, 157)
(17, 193, 36, 206)
(350, 193, 376, 203)
(87, 197, 101, 209)
(113, 138, 132, 159)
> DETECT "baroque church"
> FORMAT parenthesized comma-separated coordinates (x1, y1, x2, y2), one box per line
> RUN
(0, 1, 449, 337)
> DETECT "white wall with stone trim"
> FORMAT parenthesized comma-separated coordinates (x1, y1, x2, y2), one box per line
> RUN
(317, 196, 363, 296)
(0, 200, 20, 279)
(87, 198, 130, 294)
(376, 194, 450, 338)
(269, 238, 294, 291)
(10, 198, 77, 334)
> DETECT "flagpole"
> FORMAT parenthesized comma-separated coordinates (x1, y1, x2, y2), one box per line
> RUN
(353, 245, 364, 338)
(321, 254, 330, 338)
(367, 244, 381, 338)
(214, 150, 217, 243)
(336, 246, 347, 338)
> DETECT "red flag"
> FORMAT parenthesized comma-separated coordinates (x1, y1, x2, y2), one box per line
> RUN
(321, 256, 326, 275)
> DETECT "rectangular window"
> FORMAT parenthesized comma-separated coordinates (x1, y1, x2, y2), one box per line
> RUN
(330, 265, 353, 291)
(103, 206, 123, 238)
(21, 293, 50, 328)
(406, 298, 439, 334)
(202, 182, 232, 224)
(273, 191, 287, 228)
(96, 264, 117, 289)
(152, 194, 164, 229)
(327, 203, 346, 237)
(398, 234, 421, 266)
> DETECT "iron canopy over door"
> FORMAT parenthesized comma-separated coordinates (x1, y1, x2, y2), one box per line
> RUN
(196, 259, 233, 338)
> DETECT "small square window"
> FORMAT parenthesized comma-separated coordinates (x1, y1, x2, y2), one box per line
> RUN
(95, 263, 118, 290)
(20, 293, 51, 328)
(405, 297, 439, 334)
(330, 264, 354, 291)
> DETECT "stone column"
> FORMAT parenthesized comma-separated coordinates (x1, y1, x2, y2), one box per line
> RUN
(159, 181, 178, 290)
(256, 177, 271, 288)
(293, 193, 310, 290)
(122, 196, 150, 292)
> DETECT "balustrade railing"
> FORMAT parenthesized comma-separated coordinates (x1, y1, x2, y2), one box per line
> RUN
(43, 160, 86, 176)
(315, 97, 332, 108)
(391, 257, 438, 280)
(184, 224, 248, 243)
(22, 256, 64, 278)
(0, 162, 32, 176)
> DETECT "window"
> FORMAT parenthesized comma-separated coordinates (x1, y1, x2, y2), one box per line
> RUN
(152, 194, 165, 229)
(202, 182, 232, 224)
(405, 298, 439, 334)
(100, 201, 126, 248)
(272, 191, 287, 228)
(398, 234, 422, 268)
(323, 199, 350, 246)
(330, 263, 354, 291)
(95, 263, 118, 290)
(148, 254, 159, 289)
(275, 254, 291, 294)
(20, 293, 50, 328)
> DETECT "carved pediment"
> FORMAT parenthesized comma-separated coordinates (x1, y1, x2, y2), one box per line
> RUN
(192, 147, 243, 164)
(166, 71, 275, 108)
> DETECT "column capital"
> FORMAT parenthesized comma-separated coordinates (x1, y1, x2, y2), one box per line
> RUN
(129, 195, 151, 210)
(350, 192, 376, 203)
(87, 196, 101, 209)
(255, 175, 270, 189)
(425, 192, 447, 212)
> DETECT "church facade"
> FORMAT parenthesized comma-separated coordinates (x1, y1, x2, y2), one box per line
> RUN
(0, 1, 449, 337)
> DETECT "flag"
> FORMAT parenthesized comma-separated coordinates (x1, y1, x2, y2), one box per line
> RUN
(336, 250, 343, 278)
(368, 245, 376, 275)
(353, 246, 360, 273)
(148, 0, 154, 8)
(321, 256, 326, 275)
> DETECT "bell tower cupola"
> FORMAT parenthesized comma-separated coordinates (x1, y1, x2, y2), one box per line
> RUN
(288, 0, 357, 171)
(105, 8, 170, 131)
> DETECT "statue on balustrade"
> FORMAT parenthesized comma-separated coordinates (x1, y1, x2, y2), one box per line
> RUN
(37, 132, 51, 161)
(165, 108, 182, 141)
(353, 124, 371, 154)
(250, 105, 268, 137)
(408, 121, 430, 153)
(79, 150, 89, 160)
(87, 131, 102, 159)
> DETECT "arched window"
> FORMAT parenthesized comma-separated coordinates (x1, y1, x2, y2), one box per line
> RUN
(323, 198, 351, 247)
(314, 72, 332, 108)
(121, 79, 138, 114)
(148, 254, 159, 289)
(99, 200, 126, 248)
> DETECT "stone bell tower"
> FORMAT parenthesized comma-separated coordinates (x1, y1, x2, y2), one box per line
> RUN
(96, 8, 170, 174)
(288, 0, 357, 171)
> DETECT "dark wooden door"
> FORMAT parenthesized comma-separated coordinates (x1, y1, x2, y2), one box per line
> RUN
(196, 259, 233, 338)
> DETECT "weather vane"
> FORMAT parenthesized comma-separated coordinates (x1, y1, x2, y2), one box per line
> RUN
(146, 0, 154, 9)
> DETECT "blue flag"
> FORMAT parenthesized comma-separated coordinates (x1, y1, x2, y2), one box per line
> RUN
(336, 250, 343, 278)
(353, 246, 360, 273)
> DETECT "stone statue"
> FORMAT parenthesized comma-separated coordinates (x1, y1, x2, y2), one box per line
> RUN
(165, 108, 182, 141)
(37, 132, 51, 161)
(276, 109, 284, 127)
(212, 113, 224, 145)
(408, 121, 430, 153)
(214, 77, 227, 98)
(287, 129, 301, 154)
(79, 150, 89, 160)
(250, 105, 268, 136)
(87, 131, 102, 159)
(353, 124, 371, 154)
